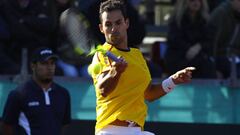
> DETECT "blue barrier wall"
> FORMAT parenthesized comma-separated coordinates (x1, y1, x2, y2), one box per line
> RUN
(1, 76, 240, 124)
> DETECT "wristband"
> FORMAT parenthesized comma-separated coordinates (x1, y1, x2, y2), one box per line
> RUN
(162, 77, 176, 93)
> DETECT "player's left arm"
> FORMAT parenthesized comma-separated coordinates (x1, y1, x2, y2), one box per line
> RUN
(144, 67, 195, 102)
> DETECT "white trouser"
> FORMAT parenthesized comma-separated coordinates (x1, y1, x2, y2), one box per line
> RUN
(96, 125, 155, 135)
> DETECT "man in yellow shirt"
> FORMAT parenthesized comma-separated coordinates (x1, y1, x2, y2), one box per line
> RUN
(89, 0, 195, 134)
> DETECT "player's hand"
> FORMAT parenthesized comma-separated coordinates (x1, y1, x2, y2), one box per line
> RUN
(170, 67, 196, 84)
(111, 56, 128, 75)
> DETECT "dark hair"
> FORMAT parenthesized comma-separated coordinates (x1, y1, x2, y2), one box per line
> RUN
(99, 0, 127, 22)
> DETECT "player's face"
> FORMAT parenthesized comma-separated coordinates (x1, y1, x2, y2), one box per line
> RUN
(99, 10, 129, 47)
(32, 59, 56, 83)
(231, 0, 240, 13)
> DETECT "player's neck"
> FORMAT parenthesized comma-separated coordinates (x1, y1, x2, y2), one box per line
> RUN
(114, 40, 128, 50)
(32, 76, 52, 91)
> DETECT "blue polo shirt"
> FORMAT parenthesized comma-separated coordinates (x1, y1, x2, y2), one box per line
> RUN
(2, 79, 71, 135)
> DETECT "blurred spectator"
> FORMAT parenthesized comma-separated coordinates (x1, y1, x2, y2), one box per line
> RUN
(55, 0, 73, 13)
(144, 0, 155, 25)
(146, 41, 165, 78)
(1, 0, 59, 68)
(0, 6, 20, 74)
(1, 0, 77, 76)
(171, 0, 177, 5)
(86, 0, 146, 48)
(207, 0, 225, 12)
(74, 0, 97, 12)
(173, 0, 225, 11)
(165, 0, 216, 78)
(129, 0, 142, 8)
(207, 0, 240, 78)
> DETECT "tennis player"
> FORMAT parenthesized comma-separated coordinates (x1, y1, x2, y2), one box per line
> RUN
(89, 0, 195, 135)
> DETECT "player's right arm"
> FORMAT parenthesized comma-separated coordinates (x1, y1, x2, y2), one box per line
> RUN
(2, 90, 21, 135)
(96, 58, 127, 97)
